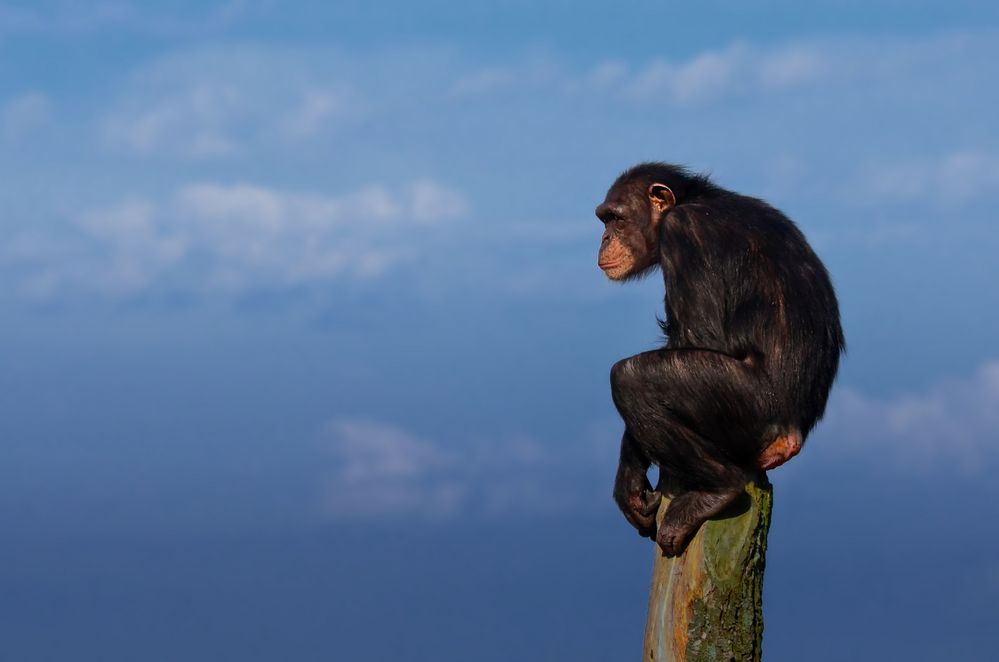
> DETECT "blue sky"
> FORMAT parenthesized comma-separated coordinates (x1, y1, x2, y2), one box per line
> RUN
(1, 1, 998, 660)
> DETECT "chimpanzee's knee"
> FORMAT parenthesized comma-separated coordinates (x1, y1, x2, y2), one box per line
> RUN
(610, 357, 643, 408)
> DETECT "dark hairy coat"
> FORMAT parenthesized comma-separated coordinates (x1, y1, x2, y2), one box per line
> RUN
(618, 162, 844, 443)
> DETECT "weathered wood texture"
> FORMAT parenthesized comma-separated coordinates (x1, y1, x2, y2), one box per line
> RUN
(643, 477, 773, 662)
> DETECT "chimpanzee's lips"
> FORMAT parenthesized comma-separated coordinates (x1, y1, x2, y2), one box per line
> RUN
(599, 260, 623, 270)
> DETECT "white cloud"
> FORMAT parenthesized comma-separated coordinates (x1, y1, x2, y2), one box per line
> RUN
(450, 67, 518, 98)
(107, 82, 353, 156)
(329, 419, 455, 482)
(91, 31, 999, 171)
(756, 45, 826, 88)
(102, 48, 358, 158)
(820, 361, 999, 474)
(447, 41, 834, 107)
(2, 92, 51, 141)
(2, 179, 468, 298)
(863, 151, 999, 204)
(319, 418, 571, 520)
(596, 40, 845, 105)
(625, 46, 747, 104)
(104, 83, 242, 157)
(75, 198, 189, 295)
(447, 32, 994, 110)
(409, 180, 469, 222)
(278, 89, 347, 141)
(321, 420, 464, 519)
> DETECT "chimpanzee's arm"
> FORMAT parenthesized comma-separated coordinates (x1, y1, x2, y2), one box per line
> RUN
(660, 204, 772, 359)
(660, 205, 737, 351)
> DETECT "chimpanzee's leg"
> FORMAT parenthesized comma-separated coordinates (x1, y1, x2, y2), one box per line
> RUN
(610, 348, 769, 556)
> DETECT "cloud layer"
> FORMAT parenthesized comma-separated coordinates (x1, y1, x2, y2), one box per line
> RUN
(2, 180, 467, 298)
(820, 361, 999, 474)
(319, 361, 999, 520)
(320, 418, 573, 519)
(101, 48, 360, 158)
(863, 151, 999, 204)
(4, 32, 998, 304)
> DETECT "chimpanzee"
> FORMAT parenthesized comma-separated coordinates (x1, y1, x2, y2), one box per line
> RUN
(596, 162, 844, 556)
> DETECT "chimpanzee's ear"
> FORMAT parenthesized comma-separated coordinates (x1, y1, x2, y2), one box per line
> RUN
(648, 183, 676, 214)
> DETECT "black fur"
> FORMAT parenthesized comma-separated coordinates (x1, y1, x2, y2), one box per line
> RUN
(598, 162, 845, 555)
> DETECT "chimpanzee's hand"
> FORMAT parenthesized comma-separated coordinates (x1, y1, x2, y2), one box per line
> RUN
(613, 465, 660, 538)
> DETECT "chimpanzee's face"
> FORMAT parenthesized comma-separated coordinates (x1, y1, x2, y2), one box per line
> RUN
(595, 180, 675, 281)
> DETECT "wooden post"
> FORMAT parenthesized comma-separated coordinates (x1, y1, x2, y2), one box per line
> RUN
(643, 476, 773, 662)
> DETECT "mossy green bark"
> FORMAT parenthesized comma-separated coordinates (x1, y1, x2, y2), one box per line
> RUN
(643, 477, 773, 662)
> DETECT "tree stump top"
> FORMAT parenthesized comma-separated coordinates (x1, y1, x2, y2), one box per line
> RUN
(644, 477, 773, 662)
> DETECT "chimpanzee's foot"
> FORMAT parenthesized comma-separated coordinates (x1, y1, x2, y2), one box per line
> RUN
(656, 487, 743, 557)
